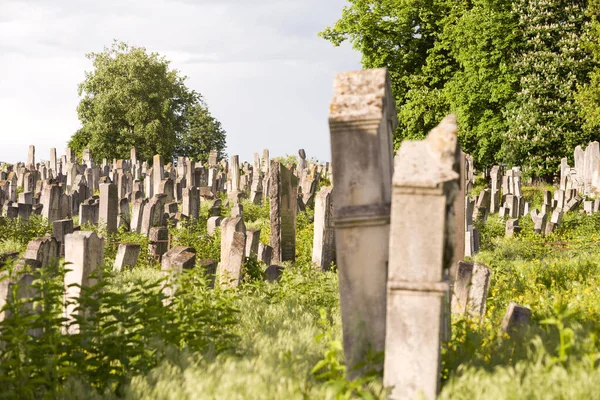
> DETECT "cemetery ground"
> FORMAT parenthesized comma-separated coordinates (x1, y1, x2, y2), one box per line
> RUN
(1, 183, 600, 399)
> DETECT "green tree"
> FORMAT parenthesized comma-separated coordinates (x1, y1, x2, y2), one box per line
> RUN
(69, 41, 226, 163)
(320, 0, 518, 167)
(576, 0, 600, 133)
(175, 101, 227, 163)
(503, 0, 595, 178)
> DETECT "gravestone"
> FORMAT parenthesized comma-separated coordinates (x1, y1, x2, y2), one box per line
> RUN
(501, 302, 532, 336)
(258, 243, 273, 266)
(312, 186, 335, 270)
(40, 184, 61, 222)
(264, 265, 285, 282)
(63, 231, 104, 333)
(130, 198, 147, 233)
(182, 186, 200, 219)
(245, 229, 261, 258)
(219, 217, 246, 288)
(384, 114, 459, 400)
(52, 219, 74, 256)
(207, 216, 223, 236)
(451, 261, 491, 320)
(99, 183, 118, 233)
(24, 234, 59, 268)
(113, 243, 141, 271)
(329, 68, 396, 378)
(148, 226, 169, 261)
(269, 161, 298, 264)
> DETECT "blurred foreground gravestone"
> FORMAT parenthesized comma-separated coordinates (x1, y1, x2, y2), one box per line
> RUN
(383, 115, 460, 400)
(328, 68, 396, 377)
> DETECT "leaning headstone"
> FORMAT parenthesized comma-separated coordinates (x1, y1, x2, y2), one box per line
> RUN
(219, 217, 246, 288)
(63, 231, 104, 333)
(113, 243, 141, 271)
(501, 302, 532, 336)
(312, 186, 335, 270)
(245, 228, 261, 258)
(161, 246, 197, 299)
(451, 261, 491, 320)
(384, 114, 459, 400)
(329, 69, 395, 377)
(269, 161, 298, 264)
(530, 210, 547, 235)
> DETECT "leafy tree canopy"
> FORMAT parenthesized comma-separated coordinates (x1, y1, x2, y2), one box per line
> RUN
(322, 0, 598, 178)
(69, 40, 227, 163)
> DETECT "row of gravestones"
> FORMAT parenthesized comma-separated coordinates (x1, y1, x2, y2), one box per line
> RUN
(464, 162, 589, 254)
(0, 154, 337, 333)
(0, 144, 332, 227)
(328, 68, 532, 400)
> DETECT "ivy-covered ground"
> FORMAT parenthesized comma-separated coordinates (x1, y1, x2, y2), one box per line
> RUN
(1, 186, 600, 399)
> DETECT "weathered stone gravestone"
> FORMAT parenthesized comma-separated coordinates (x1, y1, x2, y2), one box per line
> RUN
(207, 216, 223, 236)
(269, 161, 298, 264)
(24, 234, 59, 269)
(312, 186, 335, 270)
(161, 246, 197, 299)
(384, 114, 459, 400)
(63, 231, 104, 334)
(329, 68, 396, 378)
(451, 261, 491, 320)
(113, 243, 141, 271)
(99, 183, 118, 233)
(501, 302, 532, 337)
(219, 217, 246, 288)
(148, 226, 169, 261)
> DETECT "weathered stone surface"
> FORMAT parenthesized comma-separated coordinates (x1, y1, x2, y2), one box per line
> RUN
(244, 228, 261, 258)
(219, 217, 246, 288)
(182, 186, 200, 219)
(207, 216, 223, 236)
(113, 243, 141, 271)
(530, 210, 547, 235)
(384, 114, 459, 400)
(501, 302, 532, 336)
(451, 261, 491, 319)
(130, 198, 147, 233)
(148, 226, 169, 261)
(52, 219, 73, 256)
(269, 162, 298, 264)
(312, 186, 335, 270)
(257, 243, 273, 266)
(40, 184, 61, 222)
(329, 68, 396, 379)
(99, 183, 118, 233)
(264, 265, 284, 282)
(24, 234, 59, 268)
(506, 218, 521, 237)
(64, 231, 104, 333)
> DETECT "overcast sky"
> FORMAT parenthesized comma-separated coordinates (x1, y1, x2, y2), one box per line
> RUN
(0, 0, 361, 164)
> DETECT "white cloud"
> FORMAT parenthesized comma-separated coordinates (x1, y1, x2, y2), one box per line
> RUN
(0, 0, 361, 164)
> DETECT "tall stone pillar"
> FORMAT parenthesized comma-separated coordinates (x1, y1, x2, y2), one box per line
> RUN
(384, 115, 460, 400)
(312, 186, 335, 270)
(328, 68, 396, 376)
(99, 183, 118, 233)
(63, 231, 104, 333)
(269, 161, 298, 264)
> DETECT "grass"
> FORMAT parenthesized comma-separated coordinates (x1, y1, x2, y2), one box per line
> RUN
(1, 185, 600, 399)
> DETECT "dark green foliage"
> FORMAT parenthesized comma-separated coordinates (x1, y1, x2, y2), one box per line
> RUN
(322, 0, 598, 176)
(69, 41, 226, 163)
